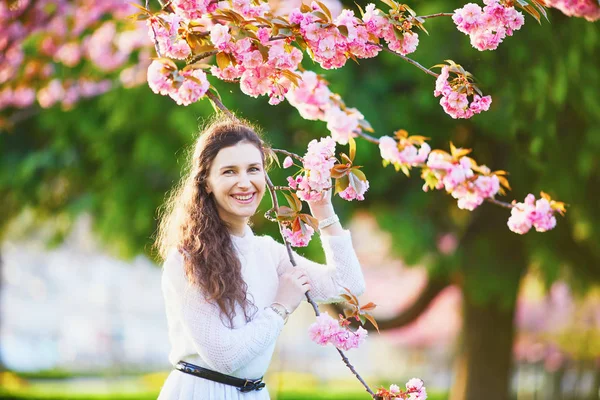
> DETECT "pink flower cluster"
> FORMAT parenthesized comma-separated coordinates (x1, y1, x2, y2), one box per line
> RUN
(378, 379, 427, 399)
(434, 66, 492, 119)
(339, 178, 370, 201)
(282, 224, 315, 247)
(147, 60, 210, 106)
(362, 4, 419, 56)
(286, 71, 332, 120)
(170, 0, 217, 20)
(507, 194, 557, 234)
(288, 2, 418, 71)
(147, 14, 191, 60)
(289, 6, 372, 69)
(405, 378, 427, 400)
(379, 136, 431, 168)
(286, 71, 362, 144)
(36, 78, 112, 109)
(287, 137, 336, 201)
(1, 0, 149, 112)
(425, 153, 500, 211)
(207, 28, 303, 105)
(453, 0, 525, 51)
(308, 313, 368, 351)
(545, 0, 600, 21)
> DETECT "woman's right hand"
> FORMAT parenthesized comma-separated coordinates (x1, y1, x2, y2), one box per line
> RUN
(273, 268, 311, 313)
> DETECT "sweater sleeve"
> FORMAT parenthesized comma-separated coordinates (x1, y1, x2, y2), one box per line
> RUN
(162, 249, 285, 375)
(268, 230, 366, 303)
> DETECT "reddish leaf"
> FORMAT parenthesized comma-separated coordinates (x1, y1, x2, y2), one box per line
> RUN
(364, 314, 380, 333)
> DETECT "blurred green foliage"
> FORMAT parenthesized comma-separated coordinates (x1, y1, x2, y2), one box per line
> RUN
(1, 1, 598, 300)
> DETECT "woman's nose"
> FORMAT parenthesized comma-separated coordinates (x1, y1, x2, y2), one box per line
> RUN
(237, 172, 251, 188)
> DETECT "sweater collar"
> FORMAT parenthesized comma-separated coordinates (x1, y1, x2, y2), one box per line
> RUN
(230, 225, 254, 252)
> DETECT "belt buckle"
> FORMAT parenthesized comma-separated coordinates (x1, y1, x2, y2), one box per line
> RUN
(238, 378, 265, 393)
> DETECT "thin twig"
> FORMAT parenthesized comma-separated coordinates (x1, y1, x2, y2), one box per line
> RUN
(378, 44, 439, 78)
(336, 348, 377, 398)
(272, 148, 303, 162)
(265, 173, 377, 399)
(205, 91, 236, 119)
(355, 131, 380, 145)
(187, 50, 219, 65)
(264, 174, 321, 313)
(485, 197, 513, 209)
(418, 12, 454, 19)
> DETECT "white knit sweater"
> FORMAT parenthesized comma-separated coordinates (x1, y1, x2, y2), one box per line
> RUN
(161, 225, 366, 381)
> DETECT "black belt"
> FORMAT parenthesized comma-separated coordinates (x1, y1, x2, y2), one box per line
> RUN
(175, 361, 266, 393)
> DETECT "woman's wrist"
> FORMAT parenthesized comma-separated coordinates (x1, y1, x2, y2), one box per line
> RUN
(268, 302, 290, 323)
(309, 203, 335, 220)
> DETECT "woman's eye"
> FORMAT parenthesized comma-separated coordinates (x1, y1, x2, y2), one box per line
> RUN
(224, 170, 234, 175)
(250, 167, 261, 172)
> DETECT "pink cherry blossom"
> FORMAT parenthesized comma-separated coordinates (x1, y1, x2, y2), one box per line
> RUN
(293, 137, 337, 201)
(283, 156, 293, 168)
(169, 68, 210, 106)
(147, 60, 174, 96)
(339, 177, 369, 201)
(544, 0, 600, 21)
(507, 194, 558, 234)
(325, 107, 361, 145)
(210, 24, 232, 50)
(434, 66, 493, 119)
(308, 313, 368, 351)
(453, 0, 525, 51)
(282, 224, 315, 247)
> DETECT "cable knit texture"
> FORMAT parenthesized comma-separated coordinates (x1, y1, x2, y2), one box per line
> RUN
(158, 225, 365, 400)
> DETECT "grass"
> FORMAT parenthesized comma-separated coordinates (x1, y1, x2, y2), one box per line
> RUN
(0, 370, 447, 400)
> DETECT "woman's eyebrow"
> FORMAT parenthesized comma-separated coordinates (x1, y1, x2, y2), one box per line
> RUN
(219, 162, 262, 170)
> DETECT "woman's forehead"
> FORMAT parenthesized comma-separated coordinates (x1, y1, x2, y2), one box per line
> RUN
(213, 142, 263, 167)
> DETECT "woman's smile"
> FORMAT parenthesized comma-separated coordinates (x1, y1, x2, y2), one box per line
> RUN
(231, 192, 256, 204)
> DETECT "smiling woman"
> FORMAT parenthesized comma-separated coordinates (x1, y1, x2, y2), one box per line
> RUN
(154, 115, 366, 400)
(206, 143, 266, 237)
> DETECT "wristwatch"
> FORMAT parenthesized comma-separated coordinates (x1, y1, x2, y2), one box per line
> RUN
(268, 302, 290, 324)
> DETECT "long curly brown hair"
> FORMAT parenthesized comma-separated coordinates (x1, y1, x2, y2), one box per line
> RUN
(155, 115, 271, 327)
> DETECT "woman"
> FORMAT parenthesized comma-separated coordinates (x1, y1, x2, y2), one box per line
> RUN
(155, 115, 366, 399)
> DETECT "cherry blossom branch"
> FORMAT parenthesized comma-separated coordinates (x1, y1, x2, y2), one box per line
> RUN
(485, 197, 513, 209)
(354, 130, 515, 208)
(371, 42, 439, 78)
(272, 148, 303, 162)
(335, 348, 377, 398)
(418, 12, 454, 19)
(264, 173, 377, 399)
(188, 50, 219, 64)
(264, 173, 321, 313)
(205, 91, 235, 119)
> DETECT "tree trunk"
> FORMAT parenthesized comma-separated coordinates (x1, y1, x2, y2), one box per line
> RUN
(449, 298, 517, 400)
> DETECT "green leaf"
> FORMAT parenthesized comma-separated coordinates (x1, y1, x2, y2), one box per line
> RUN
(351, 167, 366, 181)
(335, 175, 350, 194)
(282, 192, 300, 212)
(348, 137, 356, 162)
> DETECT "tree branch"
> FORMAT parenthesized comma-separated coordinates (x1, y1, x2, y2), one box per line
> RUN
(272, 148, 303, 162)
(418, 12, 454, 19)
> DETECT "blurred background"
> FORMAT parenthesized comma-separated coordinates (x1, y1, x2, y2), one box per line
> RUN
(1, 0, 599, 399)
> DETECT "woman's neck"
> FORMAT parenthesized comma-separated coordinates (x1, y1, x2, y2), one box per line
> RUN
(221, 215, 248, 237)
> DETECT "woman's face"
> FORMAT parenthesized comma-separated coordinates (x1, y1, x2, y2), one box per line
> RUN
(206, 141, 266, 227)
